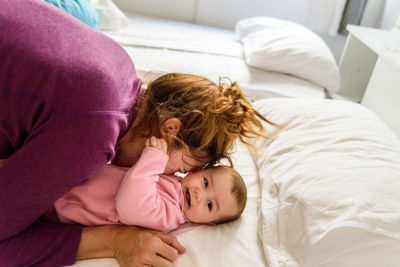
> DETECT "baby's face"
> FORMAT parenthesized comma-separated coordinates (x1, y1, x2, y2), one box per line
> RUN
(180, 167, 238, 224)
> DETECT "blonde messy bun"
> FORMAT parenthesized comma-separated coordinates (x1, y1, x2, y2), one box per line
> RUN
(132, 73, 272, 166)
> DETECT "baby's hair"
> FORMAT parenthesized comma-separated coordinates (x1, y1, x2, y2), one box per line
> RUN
(131, 73, 274, 166)
(213, 165, 247, 224)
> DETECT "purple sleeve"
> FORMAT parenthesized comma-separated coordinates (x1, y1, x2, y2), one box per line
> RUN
(1, 223, 82, 267)
(0, 113, 131, 265)
(0, 0, 141, 266)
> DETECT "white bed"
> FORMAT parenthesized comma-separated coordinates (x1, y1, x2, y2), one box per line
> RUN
(69, 1, 400, 266)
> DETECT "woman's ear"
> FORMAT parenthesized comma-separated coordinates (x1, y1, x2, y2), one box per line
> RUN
(161, 118, 181, 138)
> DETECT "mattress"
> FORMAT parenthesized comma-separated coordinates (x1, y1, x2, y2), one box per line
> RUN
(103, 13, 326, 101)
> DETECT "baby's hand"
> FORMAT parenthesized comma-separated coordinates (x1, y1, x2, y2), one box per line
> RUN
(145, 136, 168, 154)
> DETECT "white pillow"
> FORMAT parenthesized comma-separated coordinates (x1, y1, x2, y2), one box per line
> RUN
(236, 17, 340, 92)
(252, 98, 400, 266)
(91, 0, 130, 31)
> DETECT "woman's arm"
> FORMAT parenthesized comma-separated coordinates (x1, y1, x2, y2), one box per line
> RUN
(0, 112, 121, 265)
(0, 223, 82, 266)
(77, 225, 185, 267)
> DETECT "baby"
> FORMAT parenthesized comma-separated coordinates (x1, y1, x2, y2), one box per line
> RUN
(46, 137, 247, 233)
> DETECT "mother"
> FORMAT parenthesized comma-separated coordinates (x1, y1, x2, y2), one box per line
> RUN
(0, 0, 268, 266)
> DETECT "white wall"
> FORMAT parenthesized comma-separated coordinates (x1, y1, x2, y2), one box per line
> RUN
(113, 0, 197, 23)
(361, 0, 386, 28)
(361, 0, 400, 29)
(114, 0, 400, 31)
(380, 0, 400, 29)
(113, 0, 315, 30)
(195, 0, 312, 30)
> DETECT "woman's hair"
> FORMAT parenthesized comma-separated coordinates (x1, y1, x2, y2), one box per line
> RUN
(132, 72, 272, 166)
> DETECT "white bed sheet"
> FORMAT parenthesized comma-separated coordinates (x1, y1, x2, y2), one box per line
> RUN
(103, 13, 326, 101)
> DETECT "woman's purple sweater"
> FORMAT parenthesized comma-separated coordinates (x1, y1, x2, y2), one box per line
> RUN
(0, 0, 141, 266)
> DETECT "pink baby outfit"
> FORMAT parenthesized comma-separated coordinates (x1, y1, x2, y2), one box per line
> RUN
(54, 147, 187, 233)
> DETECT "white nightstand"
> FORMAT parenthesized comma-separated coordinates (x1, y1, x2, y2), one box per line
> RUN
(337, 25, 400, 137)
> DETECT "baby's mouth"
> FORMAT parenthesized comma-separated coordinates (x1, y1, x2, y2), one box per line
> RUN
(186, 190, 191, 207)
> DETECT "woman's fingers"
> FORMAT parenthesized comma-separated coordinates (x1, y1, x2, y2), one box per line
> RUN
(147, 253, 174, 267)
(153, 239, 179, 263)
(141, 232, 184, 267)
(142, 231, 183, 263)
(157, 233, 186, 255)
(111, 226, 184, 267)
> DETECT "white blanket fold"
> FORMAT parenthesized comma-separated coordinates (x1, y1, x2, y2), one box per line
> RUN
(253, 98, 400, 267)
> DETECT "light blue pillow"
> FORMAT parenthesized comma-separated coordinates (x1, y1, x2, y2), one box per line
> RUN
(44, 0, 99, 29)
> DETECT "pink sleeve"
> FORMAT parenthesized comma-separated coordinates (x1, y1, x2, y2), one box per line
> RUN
(115, 147, 181, 232)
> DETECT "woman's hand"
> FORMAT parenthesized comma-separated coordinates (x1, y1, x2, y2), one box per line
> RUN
(77, 225, 185, 267)
(114, 226, 185, 267)
(145, 136, 168, 154)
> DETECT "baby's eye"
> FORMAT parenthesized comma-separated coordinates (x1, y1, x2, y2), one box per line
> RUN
(203, 177, 209, 188)
(207, 200, 213, 211)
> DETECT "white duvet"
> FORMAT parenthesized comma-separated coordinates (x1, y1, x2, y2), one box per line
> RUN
(253, 98, 400, 267)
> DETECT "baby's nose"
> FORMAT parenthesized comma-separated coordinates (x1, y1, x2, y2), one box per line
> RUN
(195, 188, 202, 202)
